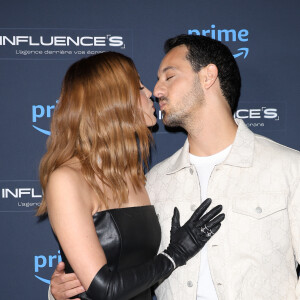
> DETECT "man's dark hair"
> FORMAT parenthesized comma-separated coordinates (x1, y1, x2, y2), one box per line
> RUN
(164, 34, 241, 113)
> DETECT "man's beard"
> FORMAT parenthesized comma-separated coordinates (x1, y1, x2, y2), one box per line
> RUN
(162, 108, 186, 127)
(162, 76, 204, 128)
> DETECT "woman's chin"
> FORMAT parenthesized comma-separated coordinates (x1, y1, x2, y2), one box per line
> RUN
(145, 115, 157, 127)
(147, 122, 157, 128)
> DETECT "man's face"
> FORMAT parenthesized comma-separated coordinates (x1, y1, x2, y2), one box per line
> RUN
(153, 45, 204, 127)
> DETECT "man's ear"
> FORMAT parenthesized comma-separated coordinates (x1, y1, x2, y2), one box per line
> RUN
(199, 64, 218, 89)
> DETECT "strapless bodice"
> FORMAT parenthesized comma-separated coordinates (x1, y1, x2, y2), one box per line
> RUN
(59, 205, 161, 300)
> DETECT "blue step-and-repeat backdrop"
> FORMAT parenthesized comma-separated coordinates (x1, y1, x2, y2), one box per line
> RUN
(0, 1, 299, 299)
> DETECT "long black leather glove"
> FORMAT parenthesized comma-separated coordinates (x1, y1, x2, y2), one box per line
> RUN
(86, 198, 225, 300)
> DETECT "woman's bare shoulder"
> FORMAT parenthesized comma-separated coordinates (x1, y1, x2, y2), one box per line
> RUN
(48, 166, 82, 192)
(46, 159, 91, 209)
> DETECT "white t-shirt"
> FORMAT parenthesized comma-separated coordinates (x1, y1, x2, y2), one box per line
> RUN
(189, 145, 232, 300)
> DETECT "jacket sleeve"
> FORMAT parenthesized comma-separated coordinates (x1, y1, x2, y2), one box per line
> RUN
(288, 176, 300, 299)
(48, 286, 55, 300)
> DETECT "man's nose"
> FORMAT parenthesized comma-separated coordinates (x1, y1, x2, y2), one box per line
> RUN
(153, 82, 165, 99)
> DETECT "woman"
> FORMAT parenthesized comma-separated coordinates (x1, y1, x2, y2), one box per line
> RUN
(37, 52, 224, 300)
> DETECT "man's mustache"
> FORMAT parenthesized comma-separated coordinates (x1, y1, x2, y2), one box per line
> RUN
(158, 97, 169, 103)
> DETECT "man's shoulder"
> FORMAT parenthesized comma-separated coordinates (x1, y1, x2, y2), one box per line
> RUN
(146, 146, 183, 179)
(254, 133, 300, 160)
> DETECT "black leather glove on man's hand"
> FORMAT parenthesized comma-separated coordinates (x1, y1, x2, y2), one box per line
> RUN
(164, 198, 224, 267)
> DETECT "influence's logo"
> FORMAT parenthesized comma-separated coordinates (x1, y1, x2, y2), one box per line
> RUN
(0, 180, 42, 212)
(234, 103, 286, 130)
(34, 250, 62, 284)
(188, 24, 249, 59)
(234, 107, 278, 120)
(2, 187, 42, 199)
(32, 100, 58, 135)
(0, 29, 133, 59)
(0, 35, 124, 47)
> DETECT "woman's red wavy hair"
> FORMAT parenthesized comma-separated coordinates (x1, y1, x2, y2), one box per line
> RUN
(37, 52, 151, 215)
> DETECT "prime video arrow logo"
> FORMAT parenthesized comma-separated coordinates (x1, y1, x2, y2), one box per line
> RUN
(188, 24, 249, 59)
(32, 100, 58, 135)
(34, 250, 62, 285)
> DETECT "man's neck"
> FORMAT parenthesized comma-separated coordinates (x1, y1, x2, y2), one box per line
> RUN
(187, 112, 237, 157)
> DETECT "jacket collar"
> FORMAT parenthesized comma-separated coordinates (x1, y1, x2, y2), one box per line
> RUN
(166, 119, 254, 175)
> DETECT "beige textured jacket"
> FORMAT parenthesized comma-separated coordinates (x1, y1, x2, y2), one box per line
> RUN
(146, 119, 300, 300)
(48, 120, 300, 300)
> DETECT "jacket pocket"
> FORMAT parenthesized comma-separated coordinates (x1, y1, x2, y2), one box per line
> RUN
(232, 192, 287, 219)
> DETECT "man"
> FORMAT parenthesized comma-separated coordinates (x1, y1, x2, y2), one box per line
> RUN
(49, 35, 300, 299)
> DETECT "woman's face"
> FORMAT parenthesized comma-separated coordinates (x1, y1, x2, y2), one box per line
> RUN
(139, 82, 157, 127)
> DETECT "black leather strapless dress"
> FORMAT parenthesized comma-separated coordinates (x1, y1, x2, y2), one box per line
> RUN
(59, 205, 161, 300)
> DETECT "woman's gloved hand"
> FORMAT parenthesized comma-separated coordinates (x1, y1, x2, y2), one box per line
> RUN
(164, 198, 224, 267)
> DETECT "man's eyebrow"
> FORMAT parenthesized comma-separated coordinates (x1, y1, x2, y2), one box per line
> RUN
(157, 66, 177, 80)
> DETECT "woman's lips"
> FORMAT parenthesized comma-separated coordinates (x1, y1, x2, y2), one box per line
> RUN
(159, 102, 166, 110)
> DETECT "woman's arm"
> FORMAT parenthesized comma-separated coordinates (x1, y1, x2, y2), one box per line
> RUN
(46, 167, 107, 291)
